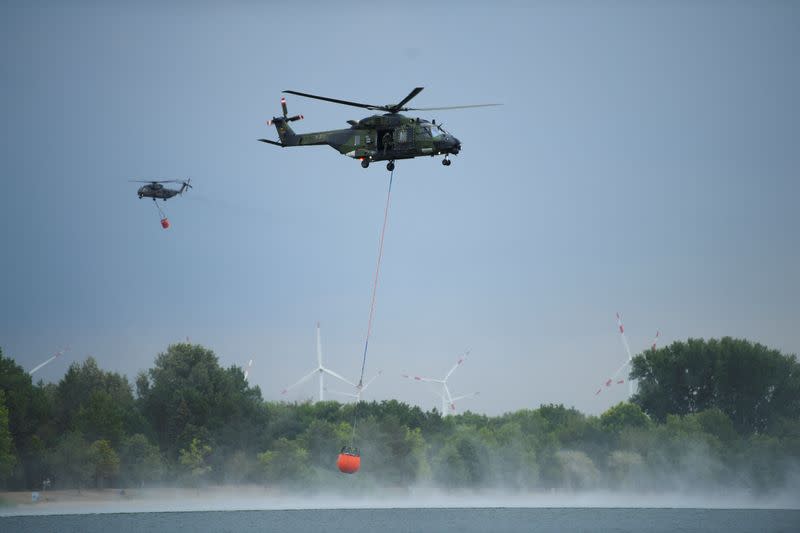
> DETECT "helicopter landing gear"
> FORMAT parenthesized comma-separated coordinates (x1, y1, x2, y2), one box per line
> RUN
(361, 159, 370, 168)
(442, 157, 451, 166)
(387, 161, 395, 172)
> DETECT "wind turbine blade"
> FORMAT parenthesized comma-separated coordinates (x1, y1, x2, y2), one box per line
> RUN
(610, 359, 630, 380)
(321, 367, 356, 387)
(281, 368, 317, 394)
(28, 346, 69, 375)
(444, 352, 468, 381)
(616, 312, 635, 395)
(361, 370, 382, 392)
(651, 330, 661, 351)
(402, 373, 442, 384)
(29, 355, 57, 375)
(416, 376, 444, 384)
(316, 322, 323, 367)
(450, 392, 480, 402)
(403, 373, 445, 403)
(616, 312, 633, 362)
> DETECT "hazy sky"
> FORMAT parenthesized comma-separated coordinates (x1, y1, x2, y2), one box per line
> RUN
(1, 1, 798, 416)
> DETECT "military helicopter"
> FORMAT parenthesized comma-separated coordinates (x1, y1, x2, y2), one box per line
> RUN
(258, 88, 499, 171)
(130, 179, 192, 229)
(131, 179, 192, 200)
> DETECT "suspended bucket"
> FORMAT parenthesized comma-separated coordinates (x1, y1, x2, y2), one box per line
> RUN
(160, 217, 170, 229)
(337, 446, 361, 474)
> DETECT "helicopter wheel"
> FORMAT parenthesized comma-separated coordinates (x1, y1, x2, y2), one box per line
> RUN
(442, 158, 451, 166)
(361, 159, 370, 168)
(387, 161, 395, 172)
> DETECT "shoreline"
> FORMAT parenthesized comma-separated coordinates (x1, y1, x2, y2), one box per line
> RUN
(2, 486, 799, 516)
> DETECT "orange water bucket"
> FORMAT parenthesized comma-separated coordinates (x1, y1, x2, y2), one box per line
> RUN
(160, 218, 170, 229)
(337, 449, 361, 474)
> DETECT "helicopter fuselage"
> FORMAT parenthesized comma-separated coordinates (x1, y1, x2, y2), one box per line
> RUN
(137, 185, 181, 200)
(267, 113, 461, 165)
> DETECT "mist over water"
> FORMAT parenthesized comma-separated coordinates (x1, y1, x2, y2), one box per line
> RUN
(3, 484, 799, 518)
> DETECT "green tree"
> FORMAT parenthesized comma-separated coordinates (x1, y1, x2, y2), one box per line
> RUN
(600, 402, 650, 434)
(55, 357, 142, 446)
(631, 338, 800, 433)
(222, 450, 257, 484)
(119, 433, 163, 487)
(555, 450, 599, 489)
(178, 437, 212, 486)
(479, 421, 539, 488)
(47, 432, 92, 491)
(301, 419, 350, 469)
(0, 389, 17, 485)
(138, 344, 266, 463)
(76, 390, 125, 445)
(0, 349, 52, 488)
(431, 428, 487, 487)
(88, 439, 120, 488)
(606, 450, 644, 489)
(257, 437, 311, 484)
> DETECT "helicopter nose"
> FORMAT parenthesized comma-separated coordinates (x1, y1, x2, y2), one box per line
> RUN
(451, 137, 461, 154)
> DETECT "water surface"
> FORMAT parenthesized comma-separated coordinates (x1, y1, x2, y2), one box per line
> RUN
(2, 508, 799, 533)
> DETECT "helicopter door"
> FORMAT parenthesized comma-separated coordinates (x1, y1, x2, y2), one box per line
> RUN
(377, 129, 393, 153)
(394, 126, 412, 150)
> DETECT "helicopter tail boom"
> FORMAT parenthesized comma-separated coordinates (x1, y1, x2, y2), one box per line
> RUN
(266, 117, 300, 146)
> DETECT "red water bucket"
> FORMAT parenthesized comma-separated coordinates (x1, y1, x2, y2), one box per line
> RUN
(337, 452, 361, 474)
(160, 218, 170, 229)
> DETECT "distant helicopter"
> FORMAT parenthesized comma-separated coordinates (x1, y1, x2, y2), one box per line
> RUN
(130, 178, 192, 229)
(259, 88, 500, 171)
(131, 179, 192, 200)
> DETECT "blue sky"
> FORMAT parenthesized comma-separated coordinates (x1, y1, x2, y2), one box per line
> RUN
(1, 1, 798, 415)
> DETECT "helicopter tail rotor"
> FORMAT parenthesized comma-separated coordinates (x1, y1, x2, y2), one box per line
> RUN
(268, 96, 304, 126)
(263, 97, 303, 147)
(175, 178, 193, 195)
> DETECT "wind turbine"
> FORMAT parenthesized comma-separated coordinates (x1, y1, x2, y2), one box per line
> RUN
(403, 351, 479, 415)
(327, 370, 383, 403)
(595, 313, 660, 396)
(29, 346, 69, 375)
(281, 322, 354, 402)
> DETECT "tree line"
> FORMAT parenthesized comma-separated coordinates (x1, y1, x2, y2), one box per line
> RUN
(1, 337, 798, 492)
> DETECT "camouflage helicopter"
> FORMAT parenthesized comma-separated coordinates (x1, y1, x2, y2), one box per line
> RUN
(258, 88, 499, 171)
(131, 179, 192, 201)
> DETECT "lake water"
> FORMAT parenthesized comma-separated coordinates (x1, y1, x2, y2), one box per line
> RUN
(2, 508, 800, 533)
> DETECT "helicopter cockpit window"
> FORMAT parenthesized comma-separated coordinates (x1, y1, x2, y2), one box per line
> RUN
(426, 124, 442, 138)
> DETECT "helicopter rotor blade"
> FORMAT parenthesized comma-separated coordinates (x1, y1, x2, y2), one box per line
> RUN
(389, 87, 424, 113)
(129, 178, 187, 184)
(406, 103, 503, 111)
(283, 90, 383, 111)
